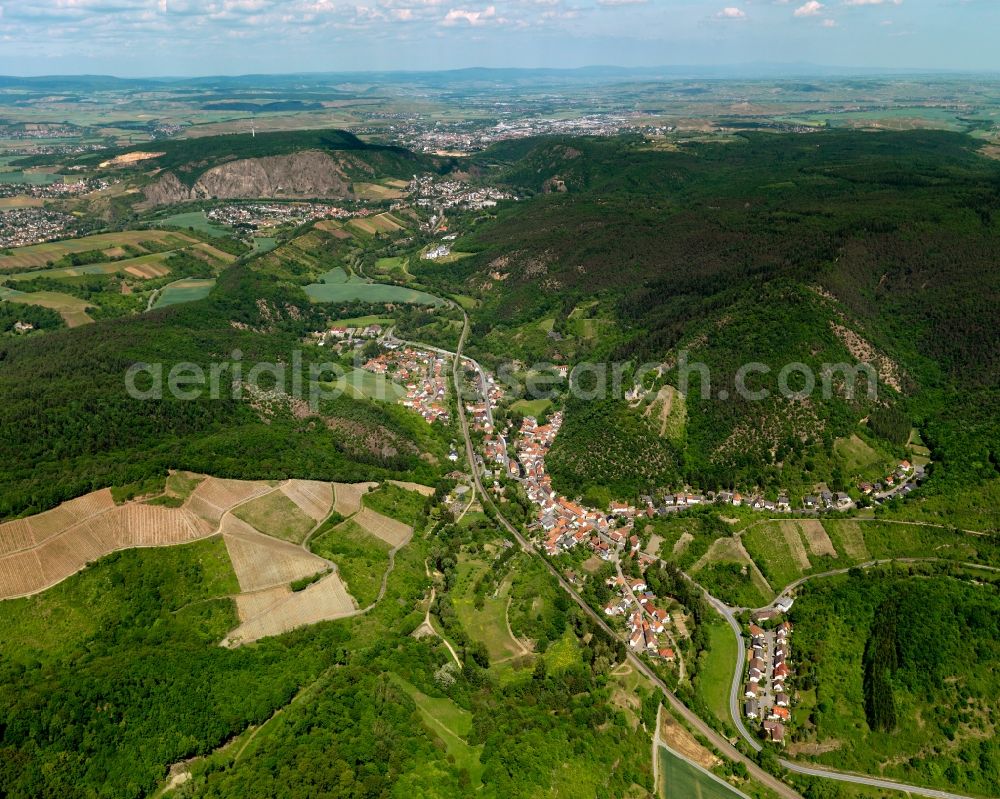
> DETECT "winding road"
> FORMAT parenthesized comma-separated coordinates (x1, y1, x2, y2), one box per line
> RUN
(445, 310, 804, 799)
(421, 305, 981, 799)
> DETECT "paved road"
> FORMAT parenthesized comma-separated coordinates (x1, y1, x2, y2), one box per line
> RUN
(778, 761, 977, 799)
(446, 311, 804, 799)
(696, 571, 981, 799)
(432, 310, 979, 799)
(756, 558, 1000, 613)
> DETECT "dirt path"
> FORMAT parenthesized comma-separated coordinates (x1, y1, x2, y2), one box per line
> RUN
(504, 593, 532, 657)
(416, 584, 462, 667)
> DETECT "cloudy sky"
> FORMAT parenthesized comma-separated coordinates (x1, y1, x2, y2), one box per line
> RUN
(0, 0, 996, 76)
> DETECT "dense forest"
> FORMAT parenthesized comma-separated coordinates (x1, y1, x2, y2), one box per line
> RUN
(415, 130, 1000, 507)
(790, 567, 1000, 796)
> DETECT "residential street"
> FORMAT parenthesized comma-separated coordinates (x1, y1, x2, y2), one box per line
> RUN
(432, 306, 979, 799)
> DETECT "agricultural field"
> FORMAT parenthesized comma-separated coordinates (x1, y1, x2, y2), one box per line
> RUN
(279, 479, 334, 522)
(232, 489, 316, 544)
(347, 212, 405, 236)
(221, 571, 356, 646)
(221, 515, 329, 594)
(352, 181, 407, 200)
(658, 745, 748, 799)
(0, 477, 306, 599)
(0, 488, 217, 598)
(309, 517, 391, 607)
(353, 507, 413, 548)
(153, 277, 216, 307)
(742, 521, 818, 591)
(0, 230, 195, 270)
(0, 196, 44, 208)
(332, 481, 377, 517)
(0, 286, 93, 326)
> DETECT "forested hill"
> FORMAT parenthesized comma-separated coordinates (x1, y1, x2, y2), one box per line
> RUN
(21, 128, 437, 181)
(0, 265, 448, 520)
(416, 130, 1000, 503)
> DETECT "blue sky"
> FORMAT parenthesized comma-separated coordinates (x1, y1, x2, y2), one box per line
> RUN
(0, 0, 996, 76)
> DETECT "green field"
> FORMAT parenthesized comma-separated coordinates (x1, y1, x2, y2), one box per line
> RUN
(510, 397, 552, 417)
(694, 618, 740, 728)
(658, 746, 748, 799)
(542, 630, 582, 673)
(452, 555, 526, 664)
(159, 210, 232, 236)
(309, 518, 391, 607)
(0, 537, 239, 658)
(833, 434, 892, 478)
(251, 236, 277, 254)
(0, 171, 61, 185)
(153, 277, 216, 308)
(304, 268, 444, 306)
(742, 522, 808, 589)
(388, 673, 484, 787)
(362, 483, 428, 528)
(331, 314, 394, 327)
(323, 367, 406, 402)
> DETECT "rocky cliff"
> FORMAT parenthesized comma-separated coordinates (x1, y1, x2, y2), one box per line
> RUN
(143, 150, 368, 205)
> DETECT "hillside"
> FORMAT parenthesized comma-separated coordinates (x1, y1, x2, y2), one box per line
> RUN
(23, 129, 443, 205)
(135, 130, 437, 204)
(0, 263, 449, 520)
(417, 130, 1000, 503)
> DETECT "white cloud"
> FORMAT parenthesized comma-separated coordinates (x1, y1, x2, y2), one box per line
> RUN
(822, 17, 837, 25)
(716, 6, 746, 18)
(844, 0, 901, 5)
(596, 0, 647, 6)
(441, 4, 496, 25)
(794, 0, 823, 15)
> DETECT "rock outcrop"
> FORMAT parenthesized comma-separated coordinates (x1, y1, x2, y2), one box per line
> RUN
(143, 150, 364, 206)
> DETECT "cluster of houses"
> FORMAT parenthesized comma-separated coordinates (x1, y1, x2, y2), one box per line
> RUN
(603, 575, 676, 662)
(0, 207, 75, 248)
(315, 323, 384, 346)
(465, 373, 502, 434)
(509, 415, 667, 576)
(206, 202, 363, 229)
(362, 346, 451, 424)
(422, 244, 451, 261)
(0, 176, 110, 199)
(743, 612, 794, 745)
(862, 459, 925, 502)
